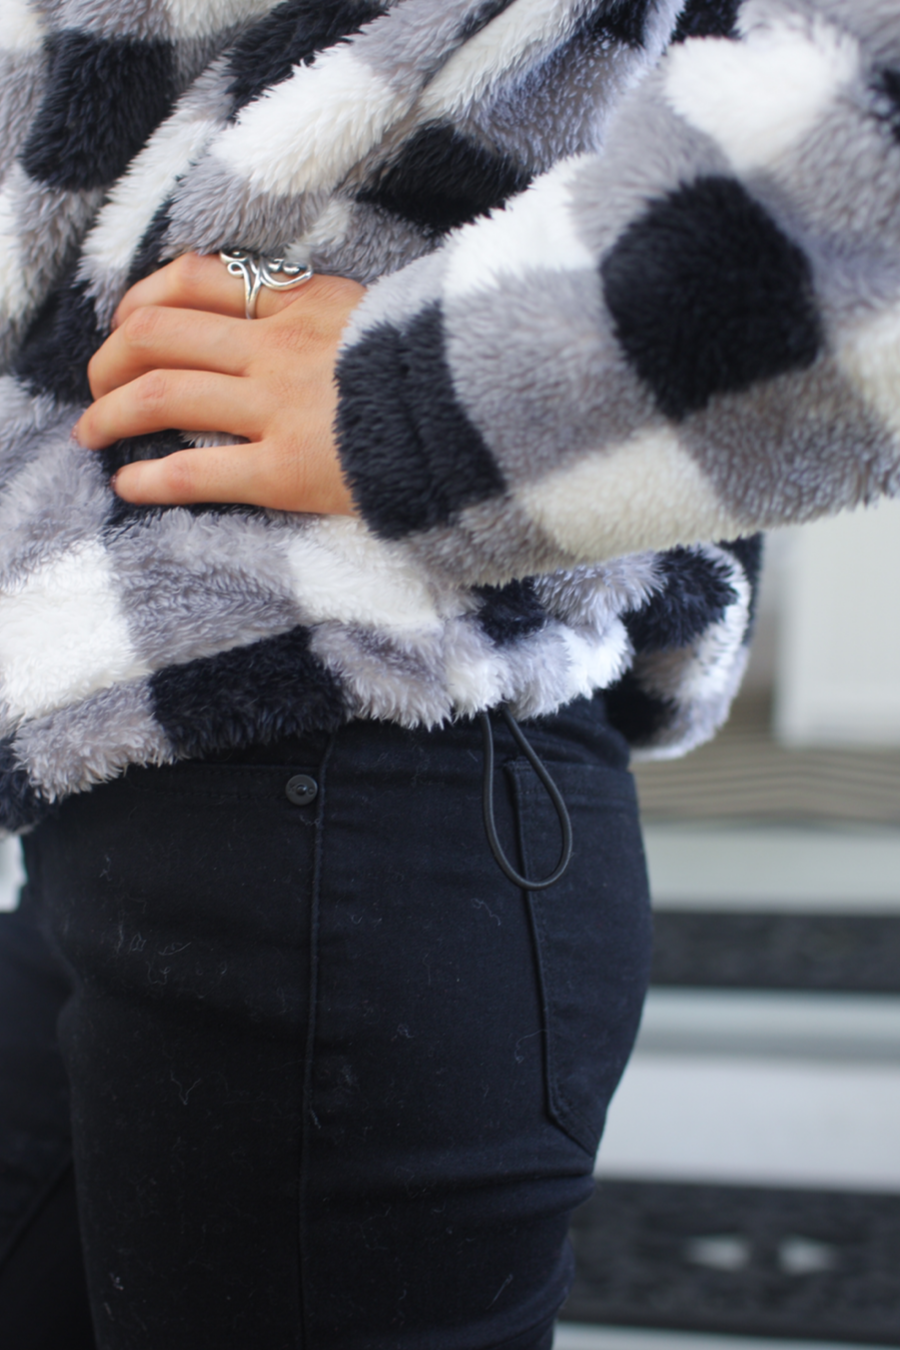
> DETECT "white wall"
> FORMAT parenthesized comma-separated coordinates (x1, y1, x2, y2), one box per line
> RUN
(775, 500, 900, 746)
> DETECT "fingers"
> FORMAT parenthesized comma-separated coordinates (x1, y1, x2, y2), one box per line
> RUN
(114, 252, 317, 328)
(114, 254, 250, 325)
(76, 369, 266, 449)
(113, 438, 356, 515)
(114, 253, 363, 329)
(88, 306, 257, 398)
(114, 442, 277, 507)
(88, 257, 368, 516)
(94, 272, 367, 403)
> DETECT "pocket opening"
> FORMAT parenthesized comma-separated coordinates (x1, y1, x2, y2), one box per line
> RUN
(508, 759, 653, 1156)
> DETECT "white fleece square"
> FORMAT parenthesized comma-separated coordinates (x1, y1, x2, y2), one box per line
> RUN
(163, 0, 278, 40)
(285, 519, 441, 634)
(82, 110, 222, 275)
(516, 426, 744, 562)
(418, 0, 583, 119)
(0, 541, 151, 722)
(0, 0, 43, 52)
(664, 17, 859, 176)
(838, 303, 900, 440)
(0, 171, 35, 324)
(443, 156, 595, 301)
(215, 43, 403, 198)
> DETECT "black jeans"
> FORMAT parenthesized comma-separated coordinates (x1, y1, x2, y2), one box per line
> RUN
(0, 701, 652, 1349)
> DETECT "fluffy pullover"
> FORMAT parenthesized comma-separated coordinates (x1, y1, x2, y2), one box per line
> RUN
(0, 0, 894, 829)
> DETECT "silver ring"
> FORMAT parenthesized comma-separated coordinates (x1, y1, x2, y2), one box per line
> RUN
(219, 249, 314, 319)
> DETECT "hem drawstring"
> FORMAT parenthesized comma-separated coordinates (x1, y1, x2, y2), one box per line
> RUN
(479, 706, 573, 892)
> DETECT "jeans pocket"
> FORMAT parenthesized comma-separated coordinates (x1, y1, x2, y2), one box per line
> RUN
(507, 759, 653, 1156)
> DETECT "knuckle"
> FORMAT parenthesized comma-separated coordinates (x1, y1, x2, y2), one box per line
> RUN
(120, 305, 161, 352)
(170, 251, 208, 295)
(309, 274, 344, 303)
(160, 453, 195, 499)
(309, 272, 365, 307)
(134, 369, 170, 414)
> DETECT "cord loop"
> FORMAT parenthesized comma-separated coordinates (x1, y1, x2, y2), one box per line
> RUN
(479, 706, 573, 892)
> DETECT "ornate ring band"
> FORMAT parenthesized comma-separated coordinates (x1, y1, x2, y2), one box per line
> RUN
(219, 249, 314, 319)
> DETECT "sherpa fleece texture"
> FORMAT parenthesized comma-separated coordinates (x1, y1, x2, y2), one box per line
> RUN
(0, 0, 893, 829)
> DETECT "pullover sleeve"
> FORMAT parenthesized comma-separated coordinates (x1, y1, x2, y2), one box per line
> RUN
(335, 0, 900, 586)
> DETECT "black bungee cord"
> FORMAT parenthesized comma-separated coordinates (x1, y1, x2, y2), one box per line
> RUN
(478, 705, 573, 892)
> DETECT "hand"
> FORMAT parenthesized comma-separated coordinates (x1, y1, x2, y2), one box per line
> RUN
(74, 253, 366, 513)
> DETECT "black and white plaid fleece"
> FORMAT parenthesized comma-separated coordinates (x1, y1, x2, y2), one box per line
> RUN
(0, 0, 892, 828)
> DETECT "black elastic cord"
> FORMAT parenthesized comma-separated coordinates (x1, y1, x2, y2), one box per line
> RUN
(479, 705, 573, 892)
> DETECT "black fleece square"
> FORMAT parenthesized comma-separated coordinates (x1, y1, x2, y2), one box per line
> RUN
(21, 32, 175, 190)
(601, 175, 823, 419)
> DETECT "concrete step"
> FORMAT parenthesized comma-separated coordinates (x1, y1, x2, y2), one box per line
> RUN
(555, 1324, 876, 1350)
(597, 1051, 900, 1192)
(637, 989, 900, 1061)
(643, 823, 900, 912)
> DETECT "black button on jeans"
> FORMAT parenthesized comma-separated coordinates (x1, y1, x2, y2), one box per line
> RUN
(285, 774, 318, 806)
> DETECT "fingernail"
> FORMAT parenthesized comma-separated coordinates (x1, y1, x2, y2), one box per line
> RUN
(70, 424, 83, 446)
(110, 470, 121, 494)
